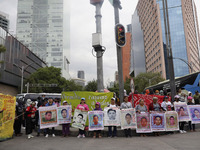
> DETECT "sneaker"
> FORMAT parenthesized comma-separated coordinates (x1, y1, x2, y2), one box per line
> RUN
(82, 134, 85, 138)
(30, 135, 34, 138)
(28, 134, 31, 139)
(182, 130, 187, 133)
(77, 134, 82, 138)
(179, 130, 184, 134)
(52, 134, 55, 137)
(45, 134, 49, 138)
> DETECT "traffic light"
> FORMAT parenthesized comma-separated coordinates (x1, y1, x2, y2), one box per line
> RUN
(115, 24, 126, 47)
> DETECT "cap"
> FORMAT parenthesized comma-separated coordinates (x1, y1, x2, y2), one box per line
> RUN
(164, 96, 169, 99)
(174, 95, 180, 99)
(81, 97, 85, 101)
(153, 97, 158, 100)
(187, 96, 193, 100)
(195, 90, 199, 93)
(63, 101, 68, 104)
(111, 97, 115, 100)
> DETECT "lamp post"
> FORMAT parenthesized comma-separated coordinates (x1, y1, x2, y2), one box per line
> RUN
(14, 62, 34, 94)
(173, 57, 193, 73)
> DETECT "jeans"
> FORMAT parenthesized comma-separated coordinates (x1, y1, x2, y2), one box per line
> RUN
(62, 124, 70, 135)
(108, 126, 117, 137)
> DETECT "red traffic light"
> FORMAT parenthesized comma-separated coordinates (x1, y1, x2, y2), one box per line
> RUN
(115, 24, 126, 47)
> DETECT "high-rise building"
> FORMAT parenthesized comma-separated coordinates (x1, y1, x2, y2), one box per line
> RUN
(131, 0, 200, 79)
(122, 24, 132, 81)
(16, 0, 70, 79)
(0, 11, 9, 31)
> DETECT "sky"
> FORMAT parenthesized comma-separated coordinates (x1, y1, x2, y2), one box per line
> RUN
(0, 0, 200, 87)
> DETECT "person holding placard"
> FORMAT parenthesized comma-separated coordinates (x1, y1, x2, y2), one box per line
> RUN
(187, 96, 195, 132)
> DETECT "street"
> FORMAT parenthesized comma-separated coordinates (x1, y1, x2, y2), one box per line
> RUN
(0, 130, 199, 150)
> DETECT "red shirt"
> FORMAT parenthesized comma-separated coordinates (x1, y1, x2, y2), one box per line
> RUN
(26, 106, 37, 118)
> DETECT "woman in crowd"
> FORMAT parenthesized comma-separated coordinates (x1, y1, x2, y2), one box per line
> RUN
(107, 97, 118, 138)
(187, 96, 196, 132)
(45, 98, 56, 137)
(161, 96, 173, 111)
(93, 102, 103, 138)
(26, 101, 37, 139)
(76, 97, 89, 138)
(135, 99, 148, 137)
(120, 95, 132, 137)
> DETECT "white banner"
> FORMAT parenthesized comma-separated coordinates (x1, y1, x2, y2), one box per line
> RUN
(39, 106, 58, 129)
(174, 102, 191, 122)
(165, 111, 179, 131)
(104, 107, 120, 126)
(120, 108, 136, 129)
(72, 109, 88, 130)
(57, 105, 72, 124)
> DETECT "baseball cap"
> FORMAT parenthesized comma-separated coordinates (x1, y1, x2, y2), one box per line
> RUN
(111, 97, 115, 100)
(164, 96, 169, 99)
(174, 95, 180, 99)
(187, 96, 193, 100)
(63, 101, 68, 104)
(81, 97, 85, 101)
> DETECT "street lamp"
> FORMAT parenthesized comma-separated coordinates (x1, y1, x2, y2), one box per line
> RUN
(14, 62, 35, 94)
(173, 57, 193, 73)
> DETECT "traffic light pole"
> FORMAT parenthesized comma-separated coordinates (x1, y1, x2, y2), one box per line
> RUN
(113, 0, 124, 103)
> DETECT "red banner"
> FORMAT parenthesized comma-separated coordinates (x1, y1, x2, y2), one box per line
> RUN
(128, 94, 171, 109)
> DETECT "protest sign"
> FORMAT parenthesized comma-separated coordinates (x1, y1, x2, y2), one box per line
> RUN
(72, 109, 88, 130)
(120, 108, 136, 129)
(88, 111, 104, 131)
(39, 106, 58, 129)
(188, 105, 200, 124)
(0, 94, 16, 141)
(104, 107, 120, 126)
(165, 111, 179, 131)
(57, 105, 72, 124)
(174, 102, 191, 121)
(150, 112, 165, 132)
(136, 112, 152, 133)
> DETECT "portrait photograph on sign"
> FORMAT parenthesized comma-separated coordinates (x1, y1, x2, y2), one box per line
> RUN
(165, 111, 179, 131)
(150, 112, 165, 132)
(39, 106, 58, 129)
(174, 102, 190, 121)
(120, 108, 136, 129)
(188, 105, 200, 124)
(72, 109, 88, 130)
(88, 111, 104, 131)
(57, 105, 72, 124)
(104, 107, 120, 126)
(136, 112, 152, 133)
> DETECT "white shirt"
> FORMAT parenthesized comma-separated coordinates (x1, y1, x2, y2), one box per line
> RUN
(161, 101, 173, 111)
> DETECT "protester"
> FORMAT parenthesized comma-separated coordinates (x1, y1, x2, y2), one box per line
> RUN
(155, 90, 160, 95)
(149, 97, 162, 112)
(45, 98, 56, 137)
(173, 95, 187, 134)
(161, 96, 173, 111)
(107, 97, 118, 138)
(135, 99, 148, 137)
(92, 102, 103, 138)
(193, 91, 200, 104)
(76, 97, 89, 138)
(37, 99, 48, 137)
(61, 101, 70, 137)
(187, 96, 195, 132)
(120, 95, 132, 137)
(25, 101, 37, 139)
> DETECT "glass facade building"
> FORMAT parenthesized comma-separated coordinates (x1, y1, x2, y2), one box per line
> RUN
(16, 0, 70, 79)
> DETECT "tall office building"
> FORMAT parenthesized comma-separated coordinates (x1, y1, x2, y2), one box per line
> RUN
(122, 25, 132, 81)
(131, 0, 200, 79)
(16, 0, 70, 79)
(0, 11, 9, 31)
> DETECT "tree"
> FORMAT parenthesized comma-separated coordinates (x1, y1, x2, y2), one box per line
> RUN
(84, 80, 97, 92)
(108, 82, 119, 97)
(25, 66, 82, 93)
(133, 72, 165, 93)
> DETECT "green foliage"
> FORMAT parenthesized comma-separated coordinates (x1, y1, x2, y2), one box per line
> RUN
(132, 72, 165, 93)
(0, 45, 6, 53)
(25, 66, 83, 93)
(108, 82, 119, 96)
(84, 80, 97, 92)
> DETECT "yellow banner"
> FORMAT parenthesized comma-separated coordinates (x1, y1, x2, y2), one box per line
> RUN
(0, 94, 16, 141)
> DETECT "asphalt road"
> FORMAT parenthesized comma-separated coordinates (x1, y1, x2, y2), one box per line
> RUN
(0, 130, 200, 150)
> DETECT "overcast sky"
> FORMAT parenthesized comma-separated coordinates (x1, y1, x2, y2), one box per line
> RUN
(0, 0, 200, 87)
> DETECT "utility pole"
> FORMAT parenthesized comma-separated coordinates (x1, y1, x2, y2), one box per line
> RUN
(90, 0, 104, 92)
(162, 0, 176, 102)
(113, 0, 124, 103)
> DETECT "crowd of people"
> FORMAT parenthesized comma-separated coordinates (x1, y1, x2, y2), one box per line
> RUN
(14, 89, 200, 139)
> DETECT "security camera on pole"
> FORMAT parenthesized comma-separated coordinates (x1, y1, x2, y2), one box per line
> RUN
(90, 0, 105, 92)
(109, 0, 126, 103)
